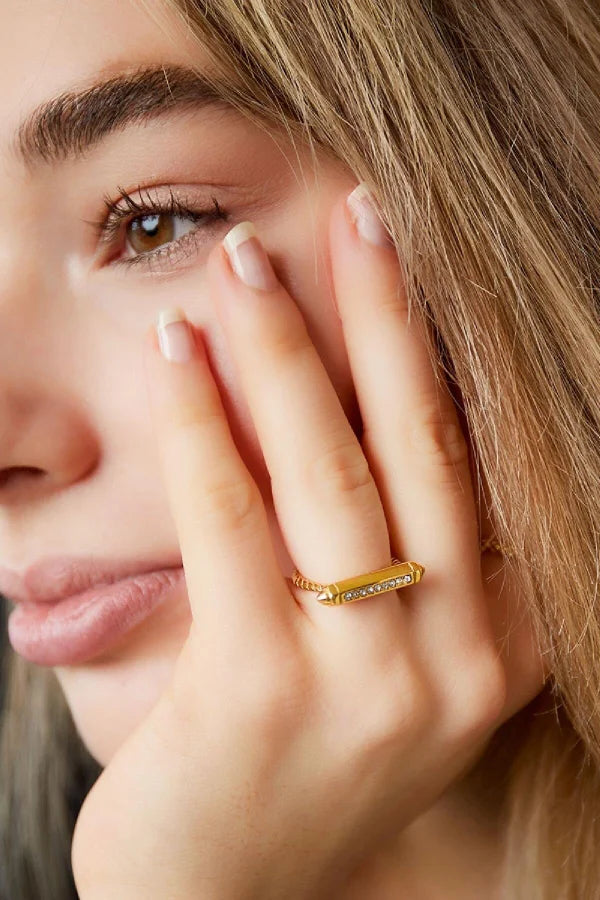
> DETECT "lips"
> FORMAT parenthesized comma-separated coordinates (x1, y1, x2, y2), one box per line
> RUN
(0, 554, 188, 666)
(6, 566, 187, 666)
(0, 554, 183, 606)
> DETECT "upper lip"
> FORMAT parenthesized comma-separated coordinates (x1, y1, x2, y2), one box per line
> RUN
(0, 556, 183, 605)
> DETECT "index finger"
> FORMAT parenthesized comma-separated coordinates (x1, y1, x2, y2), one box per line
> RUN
(142, 307, 292, 640)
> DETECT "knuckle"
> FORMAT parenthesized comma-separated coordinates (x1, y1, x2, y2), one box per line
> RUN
(374, 280, 410, 323)
(200, 474, 260, 529)
(265, 317, 315, 365)
(453, 655, 507, 738)
(360, 668, 435, 751)
(394, 670, 436, 737)
(408, 403, 469, 474)
(236, 657, 311, 734)
(169, 398, 223, 432)
(165, 649, 310, 750)
(307, 438, 375, 500)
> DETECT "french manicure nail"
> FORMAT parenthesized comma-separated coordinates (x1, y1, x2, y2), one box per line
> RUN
(346, 183, 394, 248)
(156, 307, 196, 363)
(222, 221, 279, 292)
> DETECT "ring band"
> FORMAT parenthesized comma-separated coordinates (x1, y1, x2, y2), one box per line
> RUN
(291, 536, 509, 606)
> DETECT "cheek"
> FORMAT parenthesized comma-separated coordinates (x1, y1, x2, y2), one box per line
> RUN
(274, 207, 362, 437)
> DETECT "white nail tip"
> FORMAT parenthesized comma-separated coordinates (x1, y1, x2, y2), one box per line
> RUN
(222, 221, 257, 255)
(157, 307, 186, 330)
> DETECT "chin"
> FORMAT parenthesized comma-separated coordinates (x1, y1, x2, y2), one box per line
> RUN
(56, 594, 192, 766)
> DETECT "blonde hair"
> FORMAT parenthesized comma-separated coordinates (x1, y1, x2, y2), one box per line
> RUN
(2, 1, 600, 896)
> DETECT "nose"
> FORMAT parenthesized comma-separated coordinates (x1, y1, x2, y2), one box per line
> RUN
(0, 175, 99, 520)
(0, 239, 99, 508)
(0, 391, 99, 506)
(0, 466, 45, 490)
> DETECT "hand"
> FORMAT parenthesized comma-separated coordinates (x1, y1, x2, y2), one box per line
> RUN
(71, 184, 542, 900)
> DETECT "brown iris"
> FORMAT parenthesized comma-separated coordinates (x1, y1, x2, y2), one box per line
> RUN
(127, 213, 175, 253)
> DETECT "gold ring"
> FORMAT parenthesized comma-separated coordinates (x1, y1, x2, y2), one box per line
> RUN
(292, 558, 424, 605)
(291, 536, 509, 606)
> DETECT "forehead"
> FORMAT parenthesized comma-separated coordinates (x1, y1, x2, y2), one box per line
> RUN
(0, 0, 213, 168)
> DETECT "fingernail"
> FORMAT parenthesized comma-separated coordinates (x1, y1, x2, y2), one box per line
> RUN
(156, 307, 196, 363)
(222, 221, 279, 291)
(346, 183, 394, 248)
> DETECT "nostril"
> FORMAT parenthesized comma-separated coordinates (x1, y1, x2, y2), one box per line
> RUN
(0, 467, 46, 489)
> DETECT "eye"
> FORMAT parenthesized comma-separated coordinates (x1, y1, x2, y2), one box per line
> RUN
(87, 185, 229, 273)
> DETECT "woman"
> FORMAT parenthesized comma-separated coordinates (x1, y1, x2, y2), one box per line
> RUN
(1, 0, 598, 896)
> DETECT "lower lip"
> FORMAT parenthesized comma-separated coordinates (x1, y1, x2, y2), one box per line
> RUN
(7, 567, 186, 666)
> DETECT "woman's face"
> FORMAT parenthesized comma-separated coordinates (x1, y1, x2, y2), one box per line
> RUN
(0, 0, 363, 765)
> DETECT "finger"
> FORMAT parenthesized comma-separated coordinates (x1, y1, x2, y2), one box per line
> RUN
(328, 184, 497, 665)
(207, 222, 408, 647)
(330, 185, 480, 582)
(142, 309, 292, 643)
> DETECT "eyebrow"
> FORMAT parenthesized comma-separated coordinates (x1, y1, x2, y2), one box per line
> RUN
(12, 64, 240, 170)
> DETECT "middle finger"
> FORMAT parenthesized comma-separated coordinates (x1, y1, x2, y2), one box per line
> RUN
(206, 220, 408, 645)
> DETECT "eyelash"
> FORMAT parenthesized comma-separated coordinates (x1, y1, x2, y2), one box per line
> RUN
(87, 184, 229, 272)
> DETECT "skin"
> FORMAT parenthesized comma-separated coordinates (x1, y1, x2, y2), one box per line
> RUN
(0, 0, 549, 896)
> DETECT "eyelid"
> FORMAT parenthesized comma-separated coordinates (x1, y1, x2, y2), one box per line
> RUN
(86, 184, 213, 243)
(85, 183, 230, 274)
